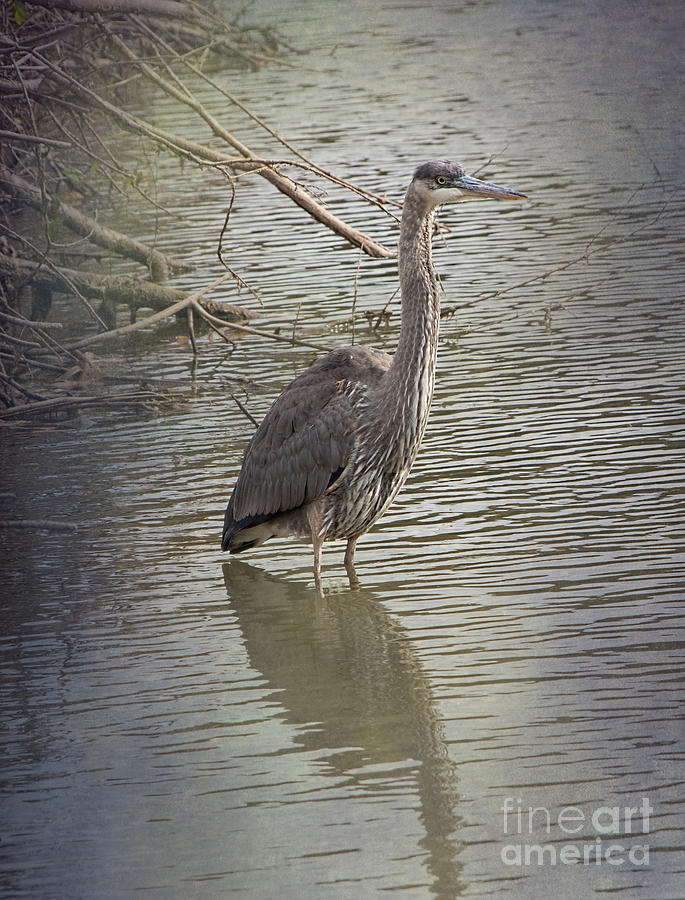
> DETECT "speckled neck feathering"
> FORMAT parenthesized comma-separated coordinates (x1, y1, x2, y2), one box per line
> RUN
(323, 186, 442, 540)
(221, 160, 526, 593)
(384, 185, 442, 455)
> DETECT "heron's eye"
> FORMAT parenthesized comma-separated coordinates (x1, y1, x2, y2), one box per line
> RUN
(436, 176, 447, 185)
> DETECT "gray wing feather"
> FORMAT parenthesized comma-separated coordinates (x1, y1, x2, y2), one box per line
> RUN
(230, 346, 390, 521)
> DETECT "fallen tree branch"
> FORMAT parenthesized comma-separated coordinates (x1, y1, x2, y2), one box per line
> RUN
(0, 168, 188, 281)
(60, 271, 244, 348)
(25, 0, 195, 20)
(30, 47, 394, 259)
(129, 18, 403, 215)
(62, 293, 204, 349)
(0, 129, 70, 148)
(0, 252, 248, 318)
(0, 389, 182, 420)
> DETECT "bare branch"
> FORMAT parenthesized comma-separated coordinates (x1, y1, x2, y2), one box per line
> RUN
(0, 254, 248, 321)
(0, 389, 183, 420)
(25, 0, 196, 20)
(0, 168, 188, 280)
(0, 129, 70, 148)
(32, 42, 394, 258)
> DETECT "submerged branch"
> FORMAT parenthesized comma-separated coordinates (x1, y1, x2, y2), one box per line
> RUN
(0, 253, 247, 318)
(0, 519, 79, 531)
(0, 389, 183, 420)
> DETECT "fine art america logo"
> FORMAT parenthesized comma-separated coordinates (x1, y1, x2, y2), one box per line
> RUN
(501, 797, 652, 867)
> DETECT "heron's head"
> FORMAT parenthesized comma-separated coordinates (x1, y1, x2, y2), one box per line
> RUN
(411, 159, 526, 208)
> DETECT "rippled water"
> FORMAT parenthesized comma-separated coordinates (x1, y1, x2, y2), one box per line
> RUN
(2, 0, 684, 897)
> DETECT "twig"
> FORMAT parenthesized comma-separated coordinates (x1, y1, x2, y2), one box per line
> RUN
(45, 104, 185, 218)
(351, 247, 362, 346)
(230, 392, 258, 428)
(465, 190, 670, 310)
(452, 183, 674, 334)
(374, 286, 400, 329)
(2, 225, 109, 330)
(188, 298, 331, 352)
(0, 350, 64, 373)
(187, 306, 197, 355)
(0, 371, 46, 401)
(215, 260, 264, 309)
(1, 332, 43, 350)
(0, 309, 63, 329)
(291, 300, 302, 343)
(0, 129, 70, 148)
(62, 271, 235, 349)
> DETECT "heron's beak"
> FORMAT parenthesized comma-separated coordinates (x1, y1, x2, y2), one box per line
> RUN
(454, 174, 527, 201)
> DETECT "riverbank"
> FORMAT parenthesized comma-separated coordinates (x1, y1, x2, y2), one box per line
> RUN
(1, 0, 393, 421)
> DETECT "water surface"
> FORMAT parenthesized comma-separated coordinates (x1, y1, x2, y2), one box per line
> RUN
(1, 1, 684, 897)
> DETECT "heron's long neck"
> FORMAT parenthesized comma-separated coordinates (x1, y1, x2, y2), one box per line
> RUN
(381, 189, 440, 438)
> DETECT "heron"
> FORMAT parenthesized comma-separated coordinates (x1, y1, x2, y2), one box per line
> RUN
(222, 159, 526, 593)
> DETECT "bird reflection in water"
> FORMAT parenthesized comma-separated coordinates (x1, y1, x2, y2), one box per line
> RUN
(223, 561, 464, 897)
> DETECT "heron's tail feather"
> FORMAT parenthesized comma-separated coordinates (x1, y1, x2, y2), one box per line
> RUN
(224, 523, 272, 554)
(222, 494, 277, 553)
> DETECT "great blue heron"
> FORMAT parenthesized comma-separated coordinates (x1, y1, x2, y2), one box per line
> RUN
(222, 159, 526, 593)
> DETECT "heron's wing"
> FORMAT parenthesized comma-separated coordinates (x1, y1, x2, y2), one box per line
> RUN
(230, 346, 390, 523)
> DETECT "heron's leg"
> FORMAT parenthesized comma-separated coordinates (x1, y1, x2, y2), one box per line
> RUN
(308, 501, 325, 596)
(344, 536, 360, 590)
(312, 534, 324, 596)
